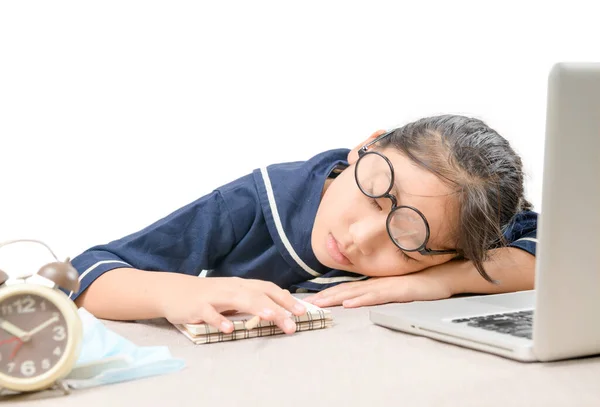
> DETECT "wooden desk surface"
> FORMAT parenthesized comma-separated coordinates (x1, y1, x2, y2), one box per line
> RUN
(5, 302, 600, 407)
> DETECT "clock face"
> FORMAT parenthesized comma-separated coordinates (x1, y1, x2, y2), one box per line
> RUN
(0, 293, 69, 379)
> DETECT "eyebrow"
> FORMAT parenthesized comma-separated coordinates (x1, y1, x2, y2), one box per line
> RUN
(391, 182, 401, 198)
(384, 172, 402, 199)
(390, 172, 419, 199)
(390, 179, 410, 204)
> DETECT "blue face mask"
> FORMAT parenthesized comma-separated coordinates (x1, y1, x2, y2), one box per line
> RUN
(64, 308, 185, 389)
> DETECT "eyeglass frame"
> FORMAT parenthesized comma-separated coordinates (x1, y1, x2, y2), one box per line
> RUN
(355, 130, 459, 256)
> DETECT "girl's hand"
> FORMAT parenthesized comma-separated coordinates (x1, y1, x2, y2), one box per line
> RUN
(304, 272, 453, 308)
(158, 276, 306, 335)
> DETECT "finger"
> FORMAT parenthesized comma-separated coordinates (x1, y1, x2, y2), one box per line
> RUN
(254, 302, 297, 335)
(247, 281, 305, 316)
(194, 304, 235, 334)
(304, 291, 328, 304)
(342, 292, 379, 308)
(265, 286, 306, 316)
(237, 293, 297, 335)
(342, 285, 400, 308)
(304, 284, 351, 303)
(311, 283, 369, 307)
(306, 280, 369, 303)
(262, 288, 301, 335)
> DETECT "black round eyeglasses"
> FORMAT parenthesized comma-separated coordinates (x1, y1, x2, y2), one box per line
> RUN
(354, 131, 458, 256)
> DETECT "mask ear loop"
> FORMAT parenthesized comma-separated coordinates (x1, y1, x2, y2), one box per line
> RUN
(0, 239, 58, 285)
(0, 239, 60, 261)
(0, 239, 60, 283)
(0, 239, 79, 293)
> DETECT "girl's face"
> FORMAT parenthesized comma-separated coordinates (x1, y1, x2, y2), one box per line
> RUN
(311, 132, 459, 277)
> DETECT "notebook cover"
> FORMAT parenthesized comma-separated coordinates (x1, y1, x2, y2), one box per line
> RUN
(175, 318, 333, 344)
(182, 299, 331, 335)
(174, 299, 333, 344)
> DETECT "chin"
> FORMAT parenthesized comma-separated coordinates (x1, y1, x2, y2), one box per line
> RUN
(314, 250, 336, 269)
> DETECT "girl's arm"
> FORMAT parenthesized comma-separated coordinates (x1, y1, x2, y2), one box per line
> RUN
(438, 247, 535, 295)
(74, 267, 176, 320)
(75, 267, 306, 334)
(304, 246, 535, 308)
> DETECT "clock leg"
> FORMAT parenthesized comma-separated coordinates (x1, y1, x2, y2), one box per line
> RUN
(55, 380, 71, 395)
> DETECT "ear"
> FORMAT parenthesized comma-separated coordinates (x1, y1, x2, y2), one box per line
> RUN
(347, 129, 388, 164)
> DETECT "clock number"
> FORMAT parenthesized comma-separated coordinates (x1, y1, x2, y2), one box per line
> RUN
(42, 359, 51, 370)
(1, 305, 12, 316)
(52, 326, 66, 341)
(53, 346, 61, 356)
(21, 297, 36, 313)
(40, 301, 47, 311)
(7, 362, 15, 373)
(20, 360, 36, 376)
(12, 297, 36, 314)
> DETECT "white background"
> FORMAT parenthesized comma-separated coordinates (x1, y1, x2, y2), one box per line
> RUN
(1, 1, 598, 277)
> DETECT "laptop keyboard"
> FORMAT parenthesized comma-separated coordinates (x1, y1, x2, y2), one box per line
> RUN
(451, 310, 533, 340)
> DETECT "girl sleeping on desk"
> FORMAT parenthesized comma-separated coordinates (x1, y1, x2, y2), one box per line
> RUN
(68, 115, 537, 336)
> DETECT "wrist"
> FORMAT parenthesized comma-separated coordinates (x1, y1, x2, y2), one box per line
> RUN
(421, 248, 536, 297)
(151, 272, 186, 318)
(420, 259, 473, 297)
(153, 272, 208, 319)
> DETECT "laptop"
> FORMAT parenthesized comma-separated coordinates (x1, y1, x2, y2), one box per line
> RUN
(369, 62, 600, 362)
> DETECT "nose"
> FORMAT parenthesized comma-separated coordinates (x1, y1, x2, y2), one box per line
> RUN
(347, 213, 389, 256)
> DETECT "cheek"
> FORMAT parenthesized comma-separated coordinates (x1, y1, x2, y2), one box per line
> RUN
(360, 249, 427, 277)
(361, 253, 455, 277)
(320, 179, 365, 222)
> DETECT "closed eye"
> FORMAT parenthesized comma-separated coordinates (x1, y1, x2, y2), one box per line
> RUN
(369, 198, 382, 210)
(397, 247, 416, 262)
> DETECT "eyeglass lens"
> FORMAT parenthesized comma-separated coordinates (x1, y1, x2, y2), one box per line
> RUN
(355, 153, 393, 197)
(388, 207, 427, 250)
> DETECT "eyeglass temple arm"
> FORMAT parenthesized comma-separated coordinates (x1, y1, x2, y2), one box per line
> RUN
(360, 129, 396, 152)
(421, 248, 460, 256)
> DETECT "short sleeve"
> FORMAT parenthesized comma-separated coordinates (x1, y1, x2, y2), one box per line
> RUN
(67, 189, 237, 300)
(503, 210, 538, 256)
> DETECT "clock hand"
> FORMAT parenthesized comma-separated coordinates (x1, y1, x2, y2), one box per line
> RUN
(0, 336, 21, 346)
(26, 316, 59, 337)
(9, 338, 23, 360)
(0, 319, 27, 340)
(0, 336, 24, 360)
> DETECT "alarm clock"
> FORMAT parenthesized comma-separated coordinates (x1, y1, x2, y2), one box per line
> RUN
(0, 239, 83, 394)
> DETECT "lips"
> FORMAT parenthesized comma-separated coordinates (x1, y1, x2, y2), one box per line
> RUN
(326, 233, 352, 265)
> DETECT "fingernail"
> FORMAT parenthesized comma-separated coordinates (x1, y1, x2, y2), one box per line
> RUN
(284, 318, 296, 333)
(221, 321, 233, 332)
(260, 308, 274, 318)
(293, 302, 306, 314)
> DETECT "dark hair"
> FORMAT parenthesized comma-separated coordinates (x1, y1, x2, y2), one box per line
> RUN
(379, 115, 531, 283)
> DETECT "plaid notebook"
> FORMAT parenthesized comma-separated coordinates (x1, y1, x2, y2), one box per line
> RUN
(174, 299, 333, 344)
